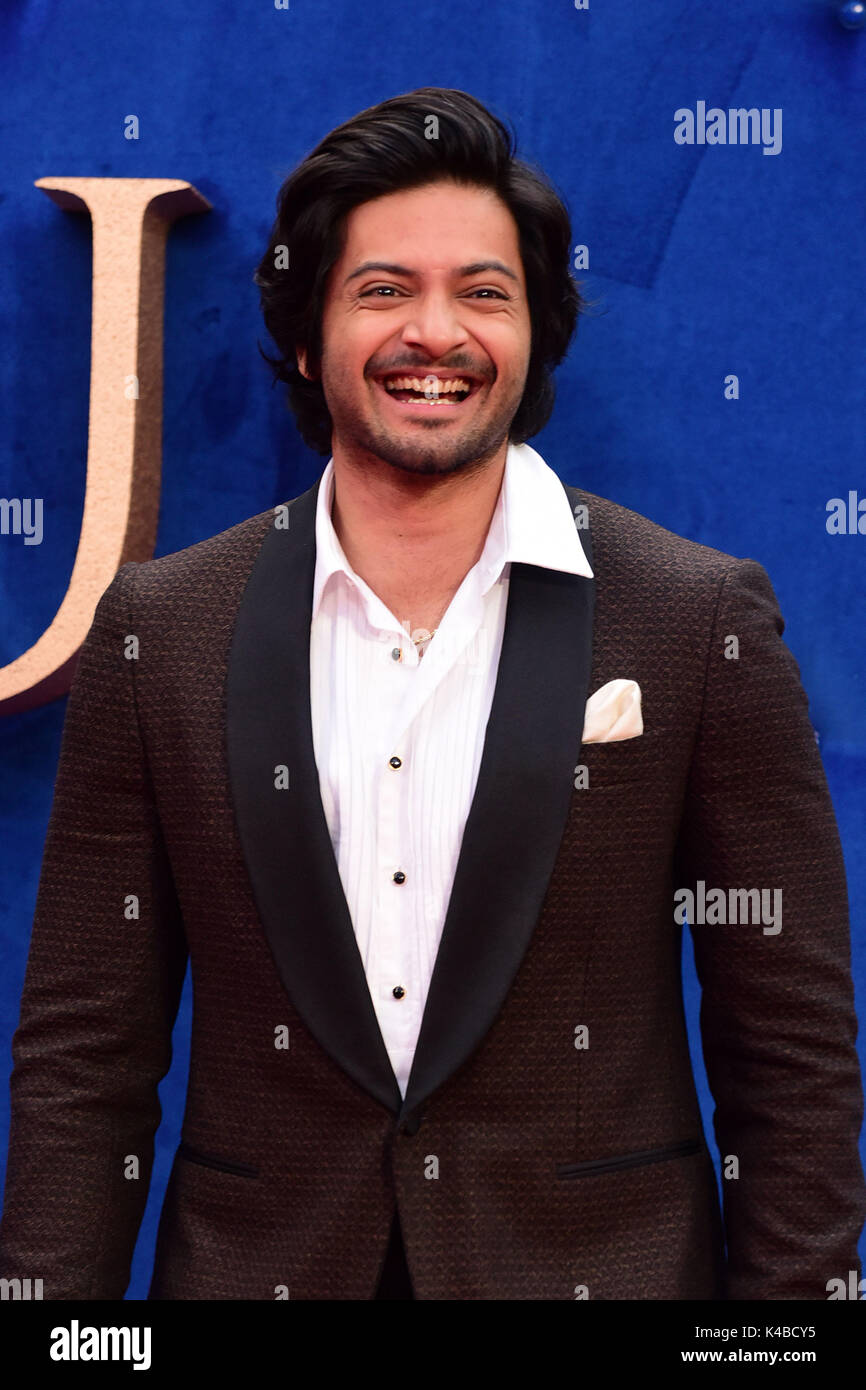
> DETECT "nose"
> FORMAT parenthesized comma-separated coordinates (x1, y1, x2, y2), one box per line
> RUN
(398, 289, 470, 360)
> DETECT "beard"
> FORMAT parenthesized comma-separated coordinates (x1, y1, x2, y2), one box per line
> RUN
(350, 418, 506, 478)
(323, 372, 526, 480)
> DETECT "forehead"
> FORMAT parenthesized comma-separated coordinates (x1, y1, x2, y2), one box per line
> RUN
(337, 180, 524, 277)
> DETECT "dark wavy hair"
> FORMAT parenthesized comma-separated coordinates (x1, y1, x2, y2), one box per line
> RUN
(254, 87, 587, 456)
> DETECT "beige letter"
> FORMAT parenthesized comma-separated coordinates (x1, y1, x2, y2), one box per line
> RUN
(0, 177, 210, 714)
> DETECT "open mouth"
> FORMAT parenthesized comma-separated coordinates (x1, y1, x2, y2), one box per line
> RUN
(374, 372, 483, 408)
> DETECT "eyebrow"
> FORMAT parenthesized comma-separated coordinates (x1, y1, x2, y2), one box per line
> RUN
(343, 259, 520, 286)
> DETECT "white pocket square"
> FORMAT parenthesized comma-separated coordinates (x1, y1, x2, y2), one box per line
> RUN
(582, 678, 643, 743)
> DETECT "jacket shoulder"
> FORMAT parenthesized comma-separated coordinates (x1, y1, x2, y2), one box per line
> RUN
(111, 486, 314, 618)
(567, 485, 761, 592)
(128, 506, 275, 591)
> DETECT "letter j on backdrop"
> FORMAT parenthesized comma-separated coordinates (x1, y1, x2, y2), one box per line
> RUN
(0, 177, 210, 716)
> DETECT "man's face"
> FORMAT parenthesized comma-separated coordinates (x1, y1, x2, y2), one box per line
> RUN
(307, 179, 532, 478)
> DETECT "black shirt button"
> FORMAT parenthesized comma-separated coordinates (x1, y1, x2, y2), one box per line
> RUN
(392, 870, 406, 884)
(392, 986, 405, 999)
(389, 756, 402, 769)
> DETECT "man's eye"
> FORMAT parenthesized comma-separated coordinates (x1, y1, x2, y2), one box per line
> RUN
(359, 285, 507, 300)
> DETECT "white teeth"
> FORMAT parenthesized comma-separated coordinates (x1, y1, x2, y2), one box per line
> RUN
(381, 375, 473, 395)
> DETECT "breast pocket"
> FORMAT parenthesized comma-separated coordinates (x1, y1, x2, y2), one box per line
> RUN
(576, 728, 669, 790)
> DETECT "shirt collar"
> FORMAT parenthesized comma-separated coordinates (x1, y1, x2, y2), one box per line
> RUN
(311, 440, 593, 621)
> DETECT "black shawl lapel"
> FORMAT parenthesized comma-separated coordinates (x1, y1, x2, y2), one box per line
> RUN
(227, 473, 595, 1128)
(227, 475, 403, 1114)
(399, 486, 594, 1127)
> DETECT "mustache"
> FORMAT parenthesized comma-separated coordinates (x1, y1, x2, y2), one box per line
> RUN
(368, 362, 491, 380)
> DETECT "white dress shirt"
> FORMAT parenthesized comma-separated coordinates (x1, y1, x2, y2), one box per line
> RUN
(309, 441, 593, 1098)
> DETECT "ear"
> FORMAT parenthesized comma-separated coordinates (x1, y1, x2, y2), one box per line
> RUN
(296, 348, 317, 380)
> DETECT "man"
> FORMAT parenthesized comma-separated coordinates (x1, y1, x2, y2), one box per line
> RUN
(1, 87, 864, 1301)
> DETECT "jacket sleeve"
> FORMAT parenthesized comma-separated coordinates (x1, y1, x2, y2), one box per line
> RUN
(0, 563, 188, 1299)
(676, 558, 866, 1300)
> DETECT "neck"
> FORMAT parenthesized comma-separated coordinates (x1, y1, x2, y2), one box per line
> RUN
(329, 440, 509, 634)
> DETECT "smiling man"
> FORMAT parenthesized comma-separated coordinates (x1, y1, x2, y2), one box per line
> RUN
(295, 177, 534, 652)
(0, 87, 863, 1302)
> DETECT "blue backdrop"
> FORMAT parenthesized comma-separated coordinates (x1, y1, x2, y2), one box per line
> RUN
(1, 0, 864, 1297)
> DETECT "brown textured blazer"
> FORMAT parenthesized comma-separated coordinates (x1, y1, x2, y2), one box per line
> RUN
(1, 474, 864, 1300)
